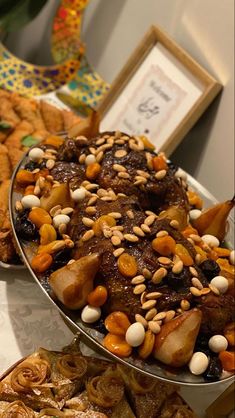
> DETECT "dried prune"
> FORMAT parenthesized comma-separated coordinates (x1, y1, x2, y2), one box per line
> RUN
(204, 356, 222, 381)
(15, 211, 37, 240)
(52, 248, 72, 269)
(166, 268, 192, 290)
(24, 161, 39, 171)
(195, 334, 210, 356)
(200, 260, 220, 281)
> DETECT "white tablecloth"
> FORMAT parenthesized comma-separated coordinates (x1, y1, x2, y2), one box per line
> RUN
(0, 267, 233, 417)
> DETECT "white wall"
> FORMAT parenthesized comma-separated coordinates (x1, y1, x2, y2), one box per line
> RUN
(4, 0, 234, 201)
(82, 0, 234, 201)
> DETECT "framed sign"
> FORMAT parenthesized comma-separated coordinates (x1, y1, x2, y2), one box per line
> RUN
(98, 25, 222, 156)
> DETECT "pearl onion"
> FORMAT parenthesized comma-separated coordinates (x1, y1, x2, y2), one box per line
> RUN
(201, 234, 220, 248)
(71, 187, 86, 202)
(229, 250, 235, 265)
(210, 276, 228, 294)
(189, 352, 209, 375)
(53, 214, 70, 228)
(125, 322, 145, 347)
(21, 195, 40, 208)
(28, 147, 44, 161)
(175, 168, 187, 181)
(85, 154, 96, 166)
(189, 209, 202, 221)
(209, 335, 228, 353)
(81, 305, 101, 323)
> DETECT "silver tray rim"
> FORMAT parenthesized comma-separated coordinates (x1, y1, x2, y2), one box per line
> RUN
(9, 148, 234, 387)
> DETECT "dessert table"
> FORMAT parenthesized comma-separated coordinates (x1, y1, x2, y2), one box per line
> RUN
(0, 267, 233, 417)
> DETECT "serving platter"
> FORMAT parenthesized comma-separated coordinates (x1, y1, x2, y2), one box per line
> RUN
(9, 147, 234, 387)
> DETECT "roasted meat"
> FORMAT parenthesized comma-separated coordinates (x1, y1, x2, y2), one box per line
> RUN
(55, 133, 189, 213)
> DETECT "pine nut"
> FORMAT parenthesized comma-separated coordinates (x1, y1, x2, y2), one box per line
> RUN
(34, 185, 41, 196)
(113, 164, 126, 172)
(189, 266, 199, 277)
(209, 283, 220, 295)
(153, 312, 166, 321)
(135, 314, 148, 328)
(124, 234, 139, 242)
(180, 299, 190, 310)
(131, 275, 145, 285)
(190, 234, 202, 243)
(50, 205, 62, 217)
(79, 154, 86, 164)
(96, 151, 104, 163)
(195, 254, 202, 265)
(136, 170, 150, 178)
(191, 277, 203, 290)
(82, 230, 94, 241)
(156, 230, 169, 238)
(152, 267, 167, 284)
(164, 310, 176, 322)
(82, 217, 95, 227)
(133, 226, 145, 237)
(144, 215, 155, 226)
(145, 210, 156, 216)
(87, 196, 98, 206)
(200, 287, 211, 295)
(85, 183, 99, 191)
(172, 260, 184, 274)
(118, 172, 130, 179)
(148, 321, 161, 334)
(170, 220, 179, 229)
(112, 230, 124, 240)
(141, 224, 151, 233)
(108, 212, 122, 219)
(15, 200, 23, 211)
(190, 286, 202, 297)
(146, 292, 162, 300)
(64, 239, 74, 248)
(145, 308, 157, 321)
(133, 284, 146, 295)
(58, 223, 67, 235)
(142, 268, 152, 279)
(155, 170, 166, 180)
(127, 210, 134, 219)
(61, 207, 74, 215)
(85, 206, 96, 215)
(115, 150, 127, 158)
(46, 159, 55, 169)
(113, 248, 125, 257)
(96, 137, 105, 145)
(111, 236, 121, 246)
(140, 291, 147, 305)
(158, 257, 172, 265)
(142, 300, 157, 310)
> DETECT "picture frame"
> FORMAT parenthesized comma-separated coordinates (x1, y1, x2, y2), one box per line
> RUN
(98, 25, 222, 156)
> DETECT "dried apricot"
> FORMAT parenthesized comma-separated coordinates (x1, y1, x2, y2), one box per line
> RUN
(224, 322, 235, 346)
(31, 253, 53, 273)
(187, 191, 203, 209)
(104, 311, 131, 336)
(34, 168, 49, 181)
(43, 135, 64, 148)
(86, 163, 101, 180)
(138, 330, 155, 359)
(219, 351, 235, 371)
(152, 236, 176, 256)
(39, 224, 57, 245)
(24, 185, 35, 196)
(92, 215, 116, 237)
(152, 155, 168, 172)
(140, 136, 155, 150)
(29, 208, 52, 228)
(87, 286, 108, 307)
(213, 247, 231, 257)
(16, 169, 35, 186)
(194, 245, 207, 262)
(182, 226, 199, 238)
(103, 333, 132, 357)
(117, 252, 138, 277)
(174, 244, 194, 266)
